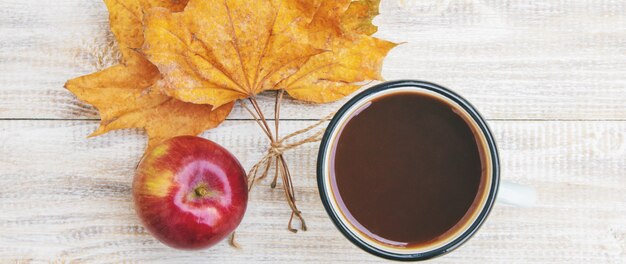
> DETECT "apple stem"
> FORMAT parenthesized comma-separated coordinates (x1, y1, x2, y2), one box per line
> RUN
(194, 184, 210, 198)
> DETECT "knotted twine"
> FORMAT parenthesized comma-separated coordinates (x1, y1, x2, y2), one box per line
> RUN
(228, 96, 335, 247)
(246, 112, 334, 191)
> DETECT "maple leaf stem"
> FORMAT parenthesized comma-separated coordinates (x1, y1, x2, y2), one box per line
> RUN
(248, 97, 275, 142)
(228, 232, 240, 249)
(271, 157, 279, 188)
(275, 90, 283, 141)
(240, 99, 273, 140)
(244, 92, 307, 233)
(269, 90, 283, 188)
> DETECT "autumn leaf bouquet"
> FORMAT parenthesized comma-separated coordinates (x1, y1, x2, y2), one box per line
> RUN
(66, 0, 395, 247)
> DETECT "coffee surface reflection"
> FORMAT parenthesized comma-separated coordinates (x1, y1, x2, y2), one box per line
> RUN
(330, 92, 487, 248)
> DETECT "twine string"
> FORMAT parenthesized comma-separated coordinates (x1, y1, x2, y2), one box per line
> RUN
(229, 92, 334, 247)
(246, 111, 333, 187)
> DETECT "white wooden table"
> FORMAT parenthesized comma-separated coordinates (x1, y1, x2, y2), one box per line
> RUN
(1, 0, 625, 263)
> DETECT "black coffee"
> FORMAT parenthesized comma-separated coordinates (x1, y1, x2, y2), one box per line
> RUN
(330, 92, 487, 248)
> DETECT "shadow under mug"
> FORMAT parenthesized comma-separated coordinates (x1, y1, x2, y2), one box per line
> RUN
(317, 80, 535, 261)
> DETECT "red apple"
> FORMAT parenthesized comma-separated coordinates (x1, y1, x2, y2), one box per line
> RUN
(133, 136, 248, 249)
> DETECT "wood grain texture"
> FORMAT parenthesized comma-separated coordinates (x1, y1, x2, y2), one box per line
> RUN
(1, 0, 626, 263)
(0, 120, 625, 263)
(0, 0, 625, 120)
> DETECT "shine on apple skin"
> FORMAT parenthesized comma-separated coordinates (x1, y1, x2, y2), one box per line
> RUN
(133, 136, 248, 250)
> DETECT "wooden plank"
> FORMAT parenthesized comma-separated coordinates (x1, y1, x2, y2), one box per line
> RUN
(0, 120, 624, 263)
(1, 0, 626, 120)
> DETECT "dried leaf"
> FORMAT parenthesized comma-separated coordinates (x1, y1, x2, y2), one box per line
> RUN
(66, 63, 233, 150)
(278, 0, 395, 102)
(342, 0, 381, 35)
(275, 0, 396, 102)
(288, 0, 379, 36)
(66, 0, 233, 149)
(143, 0, 396, 106)
(280, 35, 396, 103)
(106, 0, 188, 64)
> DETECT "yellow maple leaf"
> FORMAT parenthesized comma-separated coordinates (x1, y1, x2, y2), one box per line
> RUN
(107, 0, 188, 64)
(342, 0, 382, 36)
(289, 0, 380, 36)
(277, 0, 396, 102)
(143, 0, 396, 107)
(65, 0, 233, 149)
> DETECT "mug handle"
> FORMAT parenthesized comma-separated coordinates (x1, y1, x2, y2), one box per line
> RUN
(497, 181, 537, 207)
